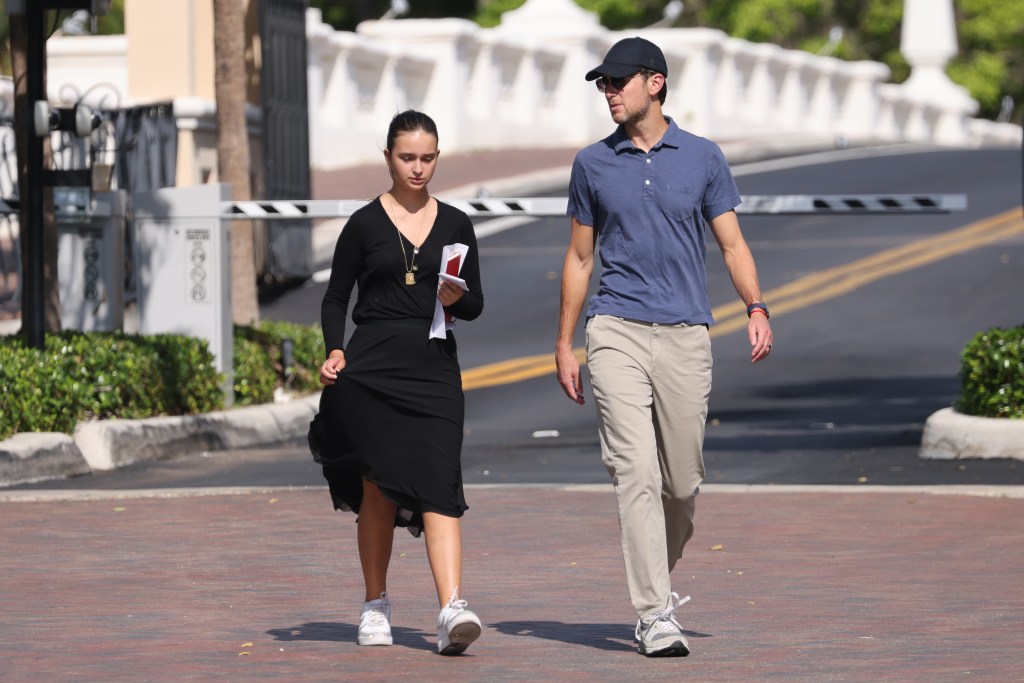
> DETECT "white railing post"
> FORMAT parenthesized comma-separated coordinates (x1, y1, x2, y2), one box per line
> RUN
(805, 57, 839, 137)
(776, 51, 814, 131)
(655, 28, 722, 136)
(836, 61, 890, 142)
(357, 18, 480, 155)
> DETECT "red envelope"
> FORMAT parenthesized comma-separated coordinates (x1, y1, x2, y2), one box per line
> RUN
(444, 252, 462, 324)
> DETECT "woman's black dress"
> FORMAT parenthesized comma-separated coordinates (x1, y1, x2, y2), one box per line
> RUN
(311, 197, 484, 536)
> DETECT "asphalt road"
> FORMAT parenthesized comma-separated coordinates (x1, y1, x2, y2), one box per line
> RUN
(15, 146, 1024, 491)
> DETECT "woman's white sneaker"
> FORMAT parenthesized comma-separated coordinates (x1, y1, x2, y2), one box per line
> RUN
(436, 590, 481, 656)
(357, 592, 393, 646)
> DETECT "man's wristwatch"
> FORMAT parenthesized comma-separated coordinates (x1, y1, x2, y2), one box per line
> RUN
(746, 302, 769, 319)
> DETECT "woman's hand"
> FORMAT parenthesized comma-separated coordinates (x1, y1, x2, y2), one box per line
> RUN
(437, 279, 465, 307)
(320, 350, 346, 385)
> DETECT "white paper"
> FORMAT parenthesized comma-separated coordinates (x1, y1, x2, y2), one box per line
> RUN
(430, 243, 470, 339)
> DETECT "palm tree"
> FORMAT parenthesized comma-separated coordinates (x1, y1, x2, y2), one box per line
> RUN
(213, 0, 259, 326)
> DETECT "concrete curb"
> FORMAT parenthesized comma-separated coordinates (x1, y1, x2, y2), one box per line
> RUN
(0, 393, 321, 486)
(74, 393, 320, 470)
(0, 432, 92, 487)
(919, 407, 1024, 461)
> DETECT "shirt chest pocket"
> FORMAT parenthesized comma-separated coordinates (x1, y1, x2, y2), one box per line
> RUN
(660, 182, 703, 224)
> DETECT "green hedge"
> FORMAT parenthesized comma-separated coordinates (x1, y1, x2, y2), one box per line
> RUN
(232, 320, 325, 406)
(0, 320, 325, 440)
(955, 325, 1024, 419)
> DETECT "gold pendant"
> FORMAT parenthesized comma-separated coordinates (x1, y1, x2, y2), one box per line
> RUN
(405, 272, 416, 285)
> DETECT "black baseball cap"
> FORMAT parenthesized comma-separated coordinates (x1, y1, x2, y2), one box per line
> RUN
(585, 37, 668, 81)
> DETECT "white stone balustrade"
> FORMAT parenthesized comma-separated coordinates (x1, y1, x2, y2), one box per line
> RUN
(13, 0, 1023, 180)
(304, 2, 1018, 169)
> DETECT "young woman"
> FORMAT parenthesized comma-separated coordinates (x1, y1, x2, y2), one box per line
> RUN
(312, 110, 485, 655)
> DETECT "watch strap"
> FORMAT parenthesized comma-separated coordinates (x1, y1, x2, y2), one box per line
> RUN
(746, 302, 769, 318)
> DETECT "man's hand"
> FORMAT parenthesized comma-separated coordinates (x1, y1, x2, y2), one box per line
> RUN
(556, 346, 585, 405)
(748, 315, 773, 363)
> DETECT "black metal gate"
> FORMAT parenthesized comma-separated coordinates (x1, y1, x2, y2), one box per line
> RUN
(259, 0, 312, 280)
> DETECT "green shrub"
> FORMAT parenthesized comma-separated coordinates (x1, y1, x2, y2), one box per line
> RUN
(0, 331, 223, 440)
(955, 325, 1024, 419)
(233, 326, 278, 406)
(0, 320, 325, 440)
(232, 320, 325, 406)
(146, 334, 225, 415)
(251, 319, 325, 395)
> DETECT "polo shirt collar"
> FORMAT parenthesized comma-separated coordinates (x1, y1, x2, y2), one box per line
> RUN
(611, 116, 683, 154)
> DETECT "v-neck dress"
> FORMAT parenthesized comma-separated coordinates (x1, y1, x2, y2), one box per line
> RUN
(310, 196, 484, 536)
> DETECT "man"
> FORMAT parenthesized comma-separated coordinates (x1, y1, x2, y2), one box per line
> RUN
(555, 36, 773, 658)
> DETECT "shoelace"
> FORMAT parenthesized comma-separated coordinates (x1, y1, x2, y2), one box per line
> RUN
(441, 587, 467, 620)
(638, 592, 691, 638)
(362, 609, 389, 628)
(362, 594, 391, 627)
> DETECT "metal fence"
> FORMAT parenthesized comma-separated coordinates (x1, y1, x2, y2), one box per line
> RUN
(0, 119, 18, 316)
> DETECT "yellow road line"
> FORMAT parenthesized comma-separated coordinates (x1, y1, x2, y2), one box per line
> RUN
(461, 207, 1024, 391)
(711, 206, 1023, 335)
(462, 348, 584, 391)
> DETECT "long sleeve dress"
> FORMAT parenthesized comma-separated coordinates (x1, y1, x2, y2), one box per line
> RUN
(310, 196, 484, 536)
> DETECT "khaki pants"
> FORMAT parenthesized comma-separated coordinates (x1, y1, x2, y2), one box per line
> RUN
(586, 314, 712, 618)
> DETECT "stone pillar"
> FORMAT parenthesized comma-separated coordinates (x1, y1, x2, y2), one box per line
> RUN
(900, 0, 977, 144)
(495, 0, 608, 143)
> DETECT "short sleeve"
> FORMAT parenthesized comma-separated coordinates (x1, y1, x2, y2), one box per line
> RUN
(701, 143, 742, 223)
(566, 154, 595, 227)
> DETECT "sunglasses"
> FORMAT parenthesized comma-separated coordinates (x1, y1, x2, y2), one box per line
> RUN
(595, 72, 642, 93)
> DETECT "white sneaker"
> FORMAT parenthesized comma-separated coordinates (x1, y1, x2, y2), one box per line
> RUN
(635, 592, 690, 657)
(357, 592, 393, 646)
(436, 589, 481, 656)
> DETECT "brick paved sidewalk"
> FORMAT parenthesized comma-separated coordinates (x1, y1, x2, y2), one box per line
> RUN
(2, 485, 1023, 682)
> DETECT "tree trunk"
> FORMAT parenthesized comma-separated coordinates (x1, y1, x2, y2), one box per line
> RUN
(11, 12, 61, 336)
(213, 0, 260, 326)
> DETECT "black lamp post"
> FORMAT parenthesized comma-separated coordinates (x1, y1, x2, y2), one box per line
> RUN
(11, 0, 109, 349)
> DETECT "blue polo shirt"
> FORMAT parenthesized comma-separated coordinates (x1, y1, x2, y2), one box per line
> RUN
(567, 117, 741, 325)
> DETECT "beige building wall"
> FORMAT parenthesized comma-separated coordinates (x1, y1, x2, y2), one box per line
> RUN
(126, 0, 216, 101)
(125, 0, 263, 188)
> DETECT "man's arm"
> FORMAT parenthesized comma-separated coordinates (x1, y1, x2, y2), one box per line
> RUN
(556, 217, 597, 403)
(709, 210, 774, 363)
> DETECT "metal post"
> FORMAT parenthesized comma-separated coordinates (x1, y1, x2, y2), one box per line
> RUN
(24, 3, 46, 349)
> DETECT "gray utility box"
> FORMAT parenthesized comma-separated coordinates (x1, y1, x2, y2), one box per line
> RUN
(131, 183, 233, 403)
(57, 189, 127, 332)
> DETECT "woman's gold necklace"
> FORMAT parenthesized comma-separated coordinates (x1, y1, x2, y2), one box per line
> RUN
(387, 194, 431, 286)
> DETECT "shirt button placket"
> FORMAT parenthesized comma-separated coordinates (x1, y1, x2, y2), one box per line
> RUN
(643, 155, 653, 198)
